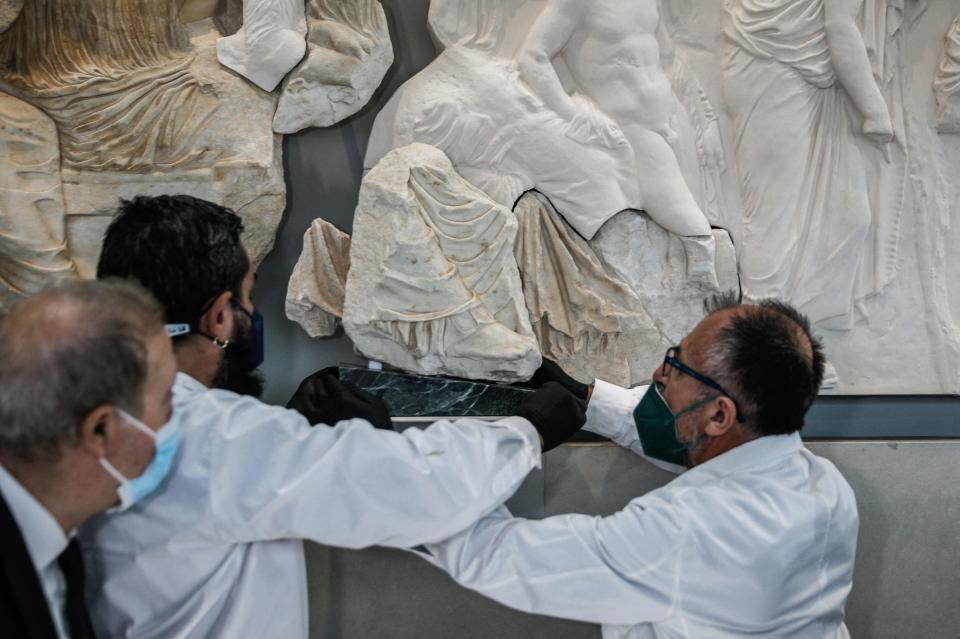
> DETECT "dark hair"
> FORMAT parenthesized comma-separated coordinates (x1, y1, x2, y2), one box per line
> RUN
(0, 279, 164, 462)
(97, 195, 248, 331)
(701, 292, 825, 436)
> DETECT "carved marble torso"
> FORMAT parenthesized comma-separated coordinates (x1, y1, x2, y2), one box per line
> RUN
(559, 0, 670, 126)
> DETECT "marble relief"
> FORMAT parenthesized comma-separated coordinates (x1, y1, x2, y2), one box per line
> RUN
(2, 0, 959, 394)
(723, 0, 894, 329)
(216, 0, 307, 92)
(350, 0, 960, 393)
(935, 17, 960, 133)
(342, 143, 541, 382)
(0, 0, 285, 301)
(0, 94, 77, 309)
(286, 218, 351, 338)
(274, 0, 394, 133)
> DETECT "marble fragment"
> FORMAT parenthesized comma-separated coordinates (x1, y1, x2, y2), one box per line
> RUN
(274, 0, 393, 133)
(339, 365, 532, 418)
(286, 218, 351, 338)
(590, 211, 739, 385)
(0, 6, 285, 279)
(343, 143, 541, 382)
(513, 191, 660, 386)
(935, 17, 960, 134)
(216, 0, 307, 92)
(0, 94, 78, 309)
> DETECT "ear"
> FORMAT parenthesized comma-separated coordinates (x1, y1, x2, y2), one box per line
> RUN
(77, 404, 115, 458)
(196, 291, 233, 344)
(704, 396, 738, 437)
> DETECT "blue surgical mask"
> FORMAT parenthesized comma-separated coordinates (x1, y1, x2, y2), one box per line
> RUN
(232, 301, 264, 369)
(99, 409, 180, 512)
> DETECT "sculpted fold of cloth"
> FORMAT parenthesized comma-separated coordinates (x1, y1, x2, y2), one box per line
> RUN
(723, 0, 893, 327)
(216, 0, 307, 92)
(371, 164, 528, 351)
(0, 94, 77, 307)
(274, 0, 393, 133)
(343, 144, 541, 382)
(513, 191, 660, 385)
(0, 0, 220, 173)
(0, 0, 22, 34)
(286, 219, 351, 338)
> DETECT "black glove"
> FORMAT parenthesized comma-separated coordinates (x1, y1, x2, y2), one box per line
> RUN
(522, 359, 591, 401)
(517, 382, 587, 452)
(287, 367, 393, 430)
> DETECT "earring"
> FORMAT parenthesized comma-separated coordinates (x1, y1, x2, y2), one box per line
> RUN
(212, 337, 230, 349)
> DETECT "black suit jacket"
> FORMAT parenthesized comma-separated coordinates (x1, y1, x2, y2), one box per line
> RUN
(0, 488, 94, 639)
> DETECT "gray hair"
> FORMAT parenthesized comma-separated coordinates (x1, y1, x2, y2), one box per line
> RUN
(0, 279, 165, 462)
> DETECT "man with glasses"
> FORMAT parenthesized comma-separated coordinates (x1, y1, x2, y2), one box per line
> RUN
(422, 292, 858, 638)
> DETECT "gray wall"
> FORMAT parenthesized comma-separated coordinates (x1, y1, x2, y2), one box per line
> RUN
(305, 441, 960, 639)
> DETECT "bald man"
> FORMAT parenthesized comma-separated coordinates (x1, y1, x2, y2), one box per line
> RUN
(0, 280, 178, 639)
(423, 293, 859, 638)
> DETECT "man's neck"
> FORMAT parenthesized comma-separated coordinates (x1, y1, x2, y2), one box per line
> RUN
(691, 428, 757, 467)
(0, 456, 98, 533)
(175, 343, 218, 388)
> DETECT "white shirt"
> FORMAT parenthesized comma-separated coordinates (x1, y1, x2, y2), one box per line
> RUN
(80, 372, 541, 638)
(423, 380, 858, 638)
(0, 463, 71, 639)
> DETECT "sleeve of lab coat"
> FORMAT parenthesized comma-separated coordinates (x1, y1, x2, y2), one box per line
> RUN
(203, 394, 541, 548)
(422, 499, 687, 626)
(583, 381, 685, 475)
(582, 379, 647, 451)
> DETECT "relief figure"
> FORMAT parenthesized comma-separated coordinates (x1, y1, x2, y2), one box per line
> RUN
(516, 0, 717, 283)
(723, 0, 893, 327)
(0, 0, 220, 172)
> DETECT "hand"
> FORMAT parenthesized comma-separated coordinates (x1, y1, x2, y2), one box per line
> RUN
(863, 111, 894, 145)
(287, 368, 393, 430)
(521, 359, 591, 401)
(564, 98, 628, 149)
(517, 382, 587, 452)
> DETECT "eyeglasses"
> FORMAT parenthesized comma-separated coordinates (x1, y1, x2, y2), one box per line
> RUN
(661, 347, 746, 423)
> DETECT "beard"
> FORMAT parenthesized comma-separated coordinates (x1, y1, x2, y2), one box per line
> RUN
(212, 309, 264, 397)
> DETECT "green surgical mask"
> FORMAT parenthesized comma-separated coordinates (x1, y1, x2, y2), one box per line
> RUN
(633, 385, 713, 467)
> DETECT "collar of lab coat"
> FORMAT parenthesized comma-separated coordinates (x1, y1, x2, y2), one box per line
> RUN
(175, 371, 206, 395)
(685, 432, 803, 480)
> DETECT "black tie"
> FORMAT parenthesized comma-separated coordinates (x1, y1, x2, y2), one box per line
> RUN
(57, 539, 95, 639)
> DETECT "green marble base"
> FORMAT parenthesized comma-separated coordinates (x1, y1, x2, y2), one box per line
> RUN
(339, 365, 532, 417)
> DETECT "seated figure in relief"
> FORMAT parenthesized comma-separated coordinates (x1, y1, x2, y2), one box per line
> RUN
(516, 0, 717, 283)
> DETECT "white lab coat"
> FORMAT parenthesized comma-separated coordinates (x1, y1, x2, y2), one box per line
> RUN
(80, 372, 541, 639)
(423, 380, 858, 638)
